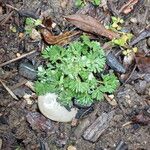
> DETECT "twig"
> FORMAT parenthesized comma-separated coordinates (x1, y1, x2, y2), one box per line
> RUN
(1, 11, 14, 25)
(5, 4, 46, 28)
(122, 64, 136, 85)
(0, 50, 37, 67)
(0, 79, 19, 100)
(5, 4, 19, 11)
(25, 81, 35, 91)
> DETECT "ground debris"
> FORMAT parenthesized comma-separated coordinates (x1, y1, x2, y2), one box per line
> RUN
(64, 14, 119, 40)
(132, 112, 150, 125)
(82, 111, 115, 142)
(119, 0, 139, 14)
(115, 140, 128, 150)
(135, 53, 150, 73)
(19, 62, 37, 80)
(106, 52, 126, 73)
(41, 29, 80, 45)
(130, 29, 150, 46)
(26, 112, 56, 133)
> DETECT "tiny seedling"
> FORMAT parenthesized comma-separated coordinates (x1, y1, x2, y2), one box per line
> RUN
(106, 16, 124, 31)
(112, 33, 133, 47)
(75, 0, 86, 7)
(75, 0, 101, 7)
(123, 47, 138, 56)
(92, 0, 101, 5)
(106, 16, 133, 48)
(25, 17, 42, 35)
(35, 35, 119, 106)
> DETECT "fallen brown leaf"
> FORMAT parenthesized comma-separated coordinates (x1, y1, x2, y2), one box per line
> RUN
(64, 14, 119, 40)
(119, 0, 139, 14)
(41, 29, 80, 45)
(135, 54, 150, 73)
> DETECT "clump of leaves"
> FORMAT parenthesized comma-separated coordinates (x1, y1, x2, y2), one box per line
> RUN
(123, 47, 138, 56)
(106, 16, 124, 31)
(106, 16, 134, 49)
(75, 0, 101, 7)
(112, 33, 133, 47)
(92, 0, 101, 5)
(35, 35, 119, 106)
(25, 17, 42, 35)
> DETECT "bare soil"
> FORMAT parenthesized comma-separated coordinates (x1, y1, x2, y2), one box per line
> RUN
(0, 0, 150, 150)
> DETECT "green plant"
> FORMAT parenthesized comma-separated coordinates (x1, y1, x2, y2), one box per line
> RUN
(25, 17, 42, 35)
(92, 0, 101, 5)
(106, 16, 124, 31)
(75, 0, 86, 7)
(122, 47, 138, 56)
(106, 17, 133, 48)
(112, 33, 133, 47)
(75, 0, 101, 7)
(35, 35, 119, 106)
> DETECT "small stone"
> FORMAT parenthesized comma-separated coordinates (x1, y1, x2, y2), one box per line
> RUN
(16, 53, 21, 57)
(19, 32, 24, 38)
(19, 62, 37, 80)
(30, 29, 41, 41)
(130, 17, 138, 23)
(23, 94, 33, 105)
(108, 94, 114, 99)
(67, 145, 77, 150)
(106, 52, 126, 73)
(147, 37, 150, 47)
(147, 108, 150, 114)
(125, 95, 130, 99)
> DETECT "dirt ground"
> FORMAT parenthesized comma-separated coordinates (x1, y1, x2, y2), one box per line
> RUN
(0, 0, 150, 150)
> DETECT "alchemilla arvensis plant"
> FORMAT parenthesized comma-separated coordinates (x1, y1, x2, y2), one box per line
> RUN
(35, 35, 119, 106)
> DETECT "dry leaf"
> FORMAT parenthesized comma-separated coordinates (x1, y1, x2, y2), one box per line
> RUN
(135, 54, 150, 73)
(64, 14, 119, 40)
(119, 0, 139, 14)
(41, 29, 80, 45)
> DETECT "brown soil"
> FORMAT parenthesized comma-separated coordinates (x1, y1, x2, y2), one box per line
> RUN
(0, 0, 150, 150)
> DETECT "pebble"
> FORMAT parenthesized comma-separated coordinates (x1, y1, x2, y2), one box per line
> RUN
(67, 145, 77, 150)
(30, 29, 41, 41)
(130, 17, 138, 24)
(147, 37, 150, 47)
(147, 108, 150, 114)
(106, 52, 126, 74)
(19, 62, 37, 80)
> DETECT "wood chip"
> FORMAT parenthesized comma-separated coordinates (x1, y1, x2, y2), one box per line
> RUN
(82, 111, 114, 142)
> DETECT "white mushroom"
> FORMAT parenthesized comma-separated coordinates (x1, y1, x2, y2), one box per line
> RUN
(38, 93, 78, 122)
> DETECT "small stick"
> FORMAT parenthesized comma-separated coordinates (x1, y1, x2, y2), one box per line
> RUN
(5, 4, 19, 11)
(0, 79, 19, 100)
(0, 50, 37, 67)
